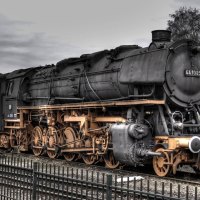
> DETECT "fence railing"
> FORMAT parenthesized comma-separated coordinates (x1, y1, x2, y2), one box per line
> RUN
(0, 154, 199, 200)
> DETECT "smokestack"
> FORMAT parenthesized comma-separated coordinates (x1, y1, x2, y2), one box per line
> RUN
(152, 30, 171, 42)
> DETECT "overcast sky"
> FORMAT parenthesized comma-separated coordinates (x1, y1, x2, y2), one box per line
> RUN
(0, 0, 200, 73)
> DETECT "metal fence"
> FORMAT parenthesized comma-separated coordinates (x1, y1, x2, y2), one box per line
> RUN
(0, 155, 199, 200)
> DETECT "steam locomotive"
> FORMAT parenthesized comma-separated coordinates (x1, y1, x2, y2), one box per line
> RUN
(1, 30, 200, 176)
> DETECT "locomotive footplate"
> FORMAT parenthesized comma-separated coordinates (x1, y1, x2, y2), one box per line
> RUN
(18, 99, 165, 111)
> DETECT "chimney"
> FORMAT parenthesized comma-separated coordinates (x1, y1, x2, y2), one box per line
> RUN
(152, 30, 171, 42)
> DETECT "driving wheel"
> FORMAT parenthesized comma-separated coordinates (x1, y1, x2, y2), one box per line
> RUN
(32, 126, 43, 156)
(62, 127, 76, 161)
(82, 154, 96, 165)
(104, 151, 120, 169)
(47, 127, 58, 158)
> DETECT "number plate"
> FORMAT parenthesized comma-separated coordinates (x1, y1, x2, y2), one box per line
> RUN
(184, 69, 200, 77)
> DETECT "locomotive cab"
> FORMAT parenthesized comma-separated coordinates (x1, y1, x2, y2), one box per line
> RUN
(4, 70, 25, 120)
(2, 68, 34, 132)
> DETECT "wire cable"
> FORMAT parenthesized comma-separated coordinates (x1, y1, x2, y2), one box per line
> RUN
(84, 70, 101, 101)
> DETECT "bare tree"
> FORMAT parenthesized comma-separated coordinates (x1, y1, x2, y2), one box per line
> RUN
(167, 7, 200, 42)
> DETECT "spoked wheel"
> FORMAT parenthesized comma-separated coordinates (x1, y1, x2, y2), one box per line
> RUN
(32, 126, 43, 156)
(18, 130, 29, 151)
(47, 127, 58, 159)
(62, 127, 76, 161)
(0, 134, 10, 148)
(9, 129, 17, 148)
(153, 148, 171, 177)
(104, 151, 120, 169)
(82, 154, 96, 165)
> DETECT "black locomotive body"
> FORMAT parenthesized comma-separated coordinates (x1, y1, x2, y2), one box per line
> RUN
(1, 30, 200, 176)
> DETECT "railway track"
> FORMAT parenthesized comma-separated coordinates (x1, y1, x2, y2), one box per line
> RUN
(1, 151, 200, 186)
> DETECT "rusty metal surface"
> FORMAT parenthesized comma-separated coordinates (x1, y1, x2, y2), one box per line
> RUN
(93, 116, 126, 123)
(61, 147, 98, 153)
(18, 99, 165, 110)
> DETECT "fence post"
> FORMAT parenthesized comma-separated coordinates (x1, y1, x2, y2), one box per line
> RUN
(106, 174, 112, 200)
(32, 162, 38, 200)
